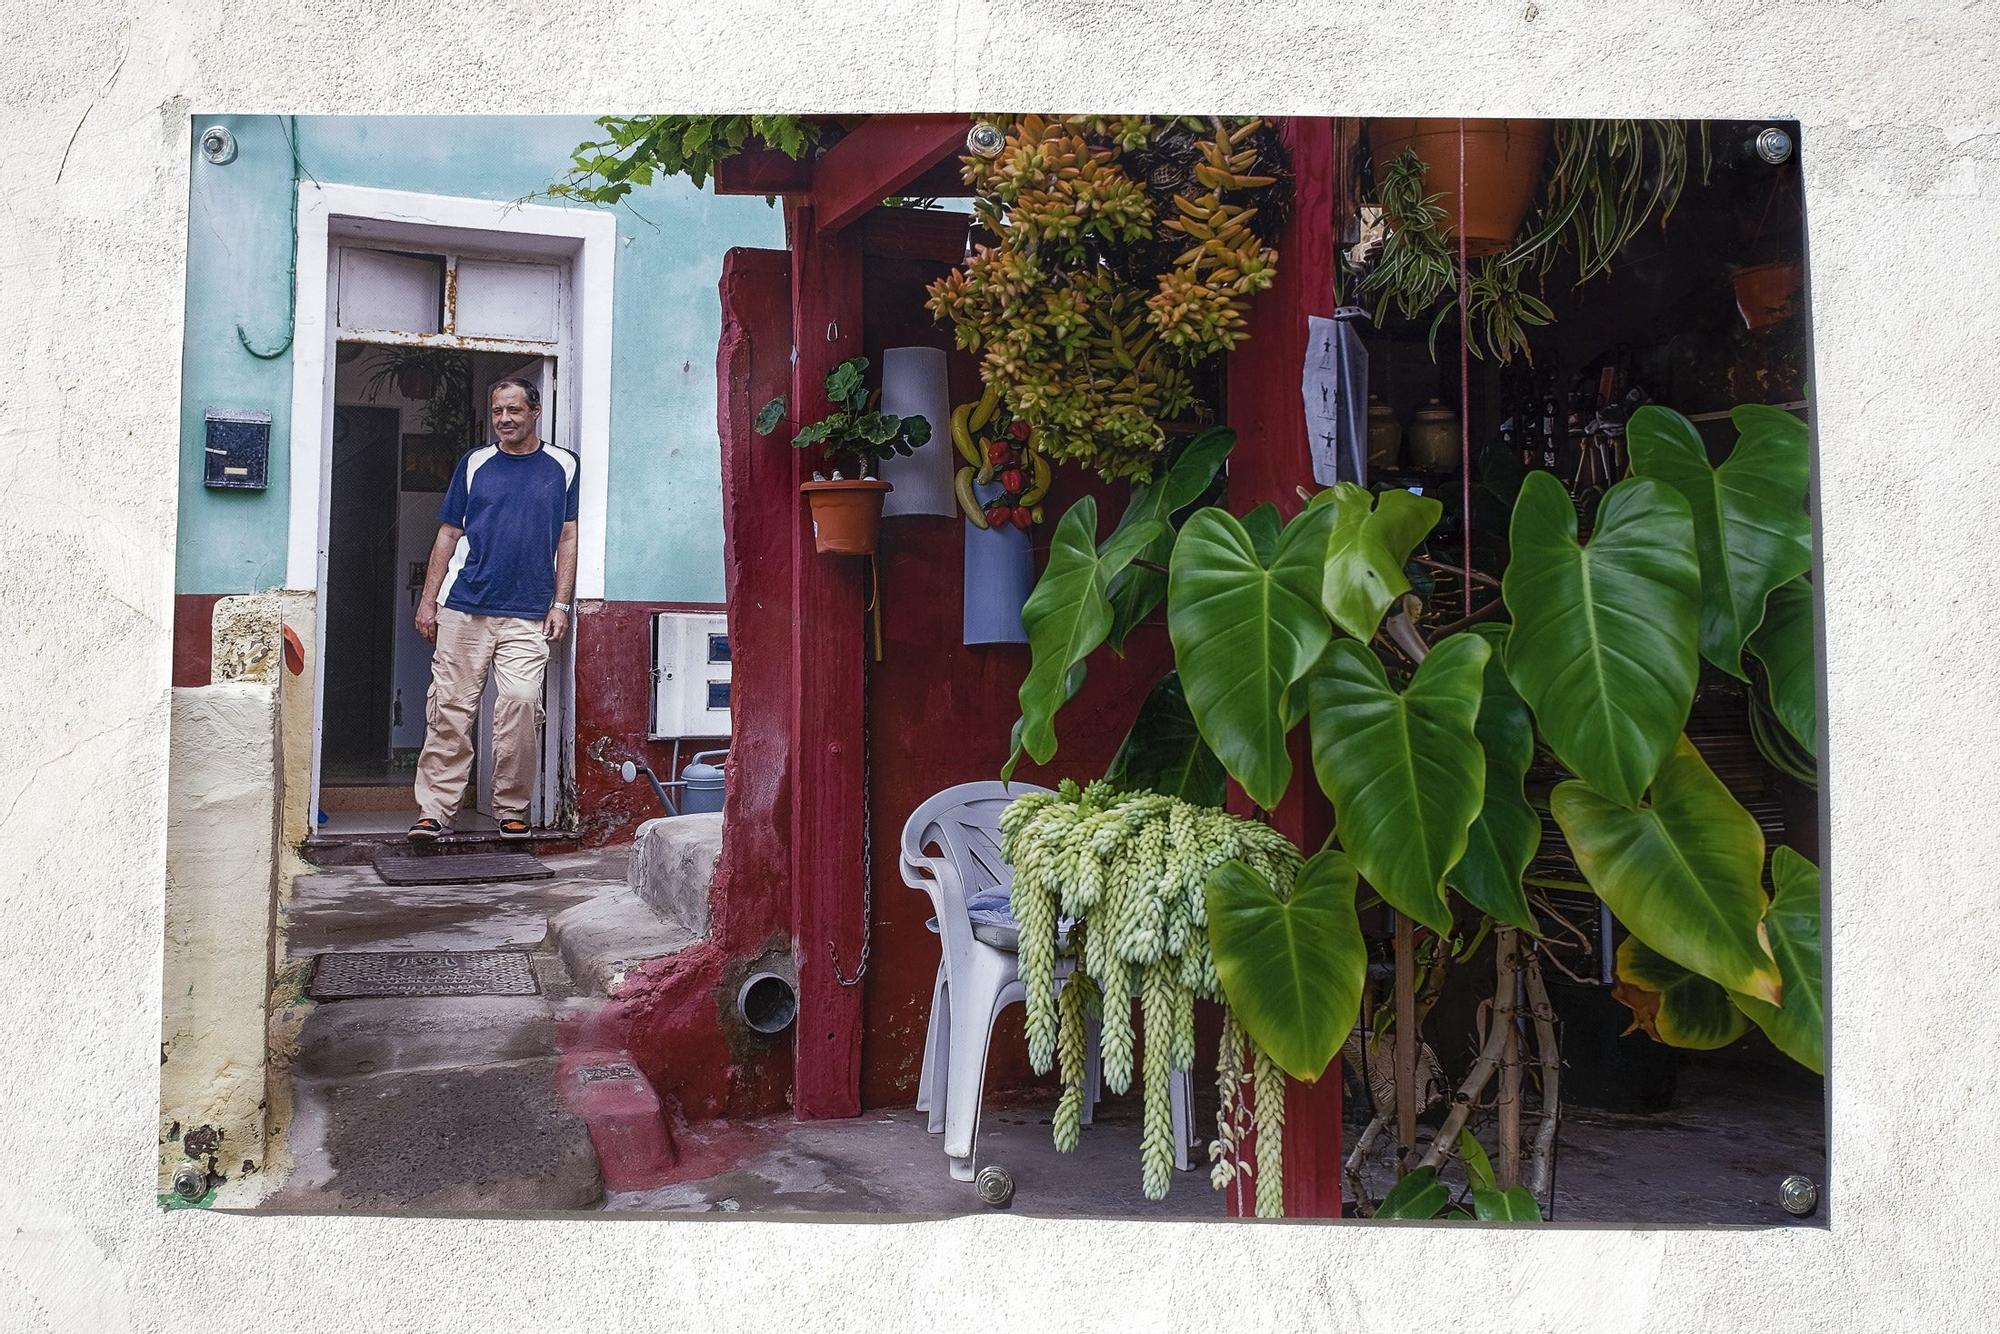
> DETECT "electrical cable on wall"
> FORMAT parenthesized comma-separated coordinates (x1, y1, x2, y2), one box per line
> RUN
(238, 115, 313, 361)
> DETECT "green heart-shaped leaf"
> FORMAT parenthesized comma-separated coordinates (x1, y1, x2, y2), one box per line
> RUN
(1731, 846, 1824, 1073)
(1169, 504, 1337, 810)
(1748, 576, 1817, 755)
(1627, 404, 1812, 676)
(1376, 1167, 1449, 1219)
(1613, 935, 1752, 1049)
(1471, 1186, 1542, 1222)
(1313, 483, 1444, 642)
(1104, 428, 1236, 651)
(1459, 1128, 1497, 1193)
(1446, 623, 1539, 931)
(1009, 497, 1163, 773)
(1552, 735, 1782, 1004)
(1309, 634, 1489, 935)
(1503, 471, 1701, 808)
(1204, 850, 1363, 1083)
(1104, 673, 1227, 807)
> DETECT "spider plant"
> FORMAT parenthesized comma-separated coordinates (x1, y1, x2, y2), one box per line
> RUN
(1360, 149, 1456, 325)
(1505, 120, 1709, 281)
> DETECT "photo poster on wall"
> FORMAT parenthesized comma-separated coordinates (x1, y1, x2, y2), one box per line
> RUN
(157, 111, 1825, 1230)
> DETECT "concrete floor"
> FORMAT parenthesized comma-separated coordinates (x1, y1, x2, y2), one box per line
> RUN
(268, 846, 1826, 1225)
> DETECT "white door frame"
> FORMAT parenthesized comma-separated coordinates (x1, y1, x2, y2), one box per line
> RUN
(287, 183, 615, 832)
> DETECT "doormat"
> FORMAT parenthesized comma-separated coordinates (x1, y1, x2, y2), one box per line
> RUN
(372, 850, 553, 885)
(308, 950, 540, 1000)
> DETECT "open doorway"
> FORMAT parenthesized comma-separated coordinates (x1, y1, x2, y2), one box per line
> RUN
(320, 341, 567, 834)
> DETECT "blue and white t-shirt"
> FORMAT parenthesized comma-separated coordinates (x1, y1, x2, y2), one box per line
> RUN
(436, 443, 579, 619)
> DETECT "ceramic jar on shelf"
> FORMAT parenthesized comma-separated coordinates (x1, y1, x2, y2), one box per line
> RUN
(1367, 397, 1402, 471)
(1407, 397, 1461, 473)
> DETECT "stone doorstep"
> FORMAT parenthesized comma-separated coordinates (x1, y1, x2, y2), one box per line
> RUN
(302, 829, 581, 868)
(559, 1049, 679, 1192)
(548, 889, 701, 998)
(629, 812, 724, 938)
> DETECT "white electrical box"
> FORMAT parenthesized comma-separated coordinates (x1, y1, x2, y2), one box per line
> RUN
(651, 611, 732, 739)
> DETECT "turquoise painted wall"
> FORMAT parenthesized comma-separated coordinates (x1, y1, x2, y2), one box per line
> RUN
(176, 115, 786, 601)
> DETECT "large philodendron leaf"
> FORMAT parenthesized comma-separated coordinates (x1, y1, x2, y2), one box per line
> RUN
(1503, 471, 1701, 809)
(1552, 735, 1783, 1004)
(1008, 497, 1163, 775)
(1748, 576, 1817, 755)
(1375, 1168, 1450, 1220)
(1308, 634, 1489, 935)
(1104, 673, 1227, 807)
(1471, 1186, 1543, 1222)
(1104, 428, 1237, 651)
(1732, 846, 1825, 1074)
(1612, 936, 1753, 1050)
(1313, 483, 1445, 642)
(1627, 404, 1813, 677)
(1204, 851, 1364, 1083)
(1169, 504, 1337, 810)
(1447, 623, 1539, 932)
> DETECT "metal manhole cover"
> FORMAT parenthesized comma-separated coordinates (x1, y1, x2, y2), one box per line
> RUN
(308, 950, 540, 1000)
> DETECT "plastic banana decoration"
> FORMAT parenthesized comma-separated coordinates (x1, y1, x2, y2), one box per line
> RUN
(950, 394, 1046, 531)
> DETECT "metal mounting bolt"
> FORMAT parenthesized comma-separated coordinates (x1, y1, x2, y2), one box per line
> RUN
(199, 125, 238, 166)
(171, 1165, 208, 1203)
(1754, 127, 1794, 166)
(966, 123, 1005, 159)
(975, 1163, 1015, 1208)
(1779, 1173, 1819, 1217)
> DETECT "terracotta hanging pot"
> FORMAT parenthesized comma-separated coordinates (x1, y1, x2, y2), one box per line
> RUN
(801, 478, 893, 555)
(1732, 261, 1803, 331)
(1368, 119, 1552, 258)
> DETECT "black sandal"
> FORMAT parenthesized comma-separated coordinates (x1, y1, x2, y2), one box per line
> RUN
(407, 818, 444, 843)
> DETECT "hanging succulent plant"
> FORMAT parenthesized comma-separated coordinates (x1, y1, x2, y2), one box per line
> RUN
(926, 115, 1291, 483)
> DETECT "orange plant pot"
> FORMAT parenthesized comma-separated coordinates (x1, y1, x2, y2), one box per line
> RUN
(1732, 261, 1803, 331)
(801, 478, 893, 555)
(1368, 118, 1552, 258)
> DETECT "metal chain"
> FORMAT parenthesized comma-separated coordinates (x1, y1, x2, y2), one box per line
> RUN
(830, 600, 873, 987)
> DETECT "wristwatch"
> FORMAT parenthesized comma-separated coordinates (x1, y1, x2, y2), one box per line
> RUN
(551, 602, 572, 614)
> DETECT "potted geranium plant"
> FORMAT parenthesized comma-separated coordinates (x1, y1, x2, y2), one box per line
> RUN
(756, 356, 933, 556)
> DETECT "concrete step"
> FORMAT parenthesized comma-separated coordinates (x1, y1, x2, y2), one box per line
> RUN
(303, 828, 580, 867)
(548, 888, 699, 997)
(629, 812, 723, 937)
(275, 995, 603, 1213)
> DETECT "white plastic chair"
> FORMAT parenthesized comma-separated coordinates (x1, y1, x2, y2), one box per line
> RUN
(899, 780, 1197, 1183)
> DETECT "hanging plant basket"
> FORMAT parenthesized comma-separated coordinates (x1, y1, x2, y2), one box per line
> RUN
(1367, 118, 1551, 257)
(801, 478, 893, 555)
(397, 364, 439, 400)
(1731, 261, 1803, 331)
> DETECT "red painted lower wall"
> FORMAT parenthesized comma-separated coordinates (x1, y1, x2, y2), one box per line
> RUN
(573, 598, 728, 847)
(172, 594, 225, 687)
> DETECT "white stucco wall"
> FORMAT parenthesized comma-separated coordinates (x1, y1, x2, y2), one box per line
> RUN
(3, 3, 1999, 1332)
(159, 683, 280, 1205)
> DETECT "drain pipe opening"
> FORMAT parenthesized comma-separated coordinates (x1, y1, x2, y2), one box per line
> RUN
(737, 972, 798, 1036)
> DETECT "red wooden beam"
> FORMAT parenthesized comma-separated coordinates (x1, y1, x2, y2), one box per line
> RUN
(1223, 115, 1346, 1218)
(810, 115, 971, 233)
(784, 200, 869, 1120)
(856, 208, 972, 265)
(713, 149, 814, 197)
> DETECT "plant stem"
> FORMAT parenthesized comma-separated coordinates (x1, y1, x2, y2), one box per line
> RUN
(1394, 914, 1418, 1166)
(1498, 974, 1523, 1188)
(1416, 926, 1520, 1174)
(1522, 947, 1563, 1206)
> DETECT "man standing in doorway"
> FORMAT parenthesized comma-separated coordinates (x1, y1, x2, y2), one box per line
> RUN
(408, 377, 578, 842)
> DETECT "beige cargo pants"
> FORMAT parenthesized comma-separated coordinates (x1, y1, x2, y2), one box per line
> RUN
(413, 606, 550, 826)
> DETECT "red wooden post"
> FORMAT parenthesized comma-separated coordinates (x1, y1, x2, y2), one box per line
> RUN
(786, 201, 869, 1119)
(1224, 115, 1345, 1217)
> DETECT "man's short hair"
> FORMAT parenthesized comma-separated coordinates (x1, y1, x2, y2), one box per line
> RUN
(488, 377, 542, 409)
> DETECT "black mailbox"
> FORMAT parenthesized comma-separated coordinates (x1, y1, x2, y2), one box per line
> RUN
(204, 409, 271, 490)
